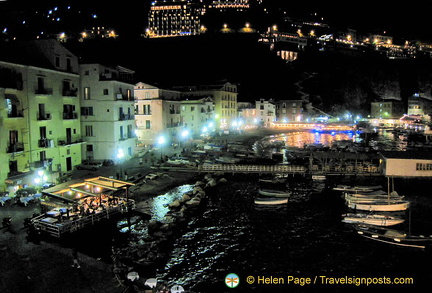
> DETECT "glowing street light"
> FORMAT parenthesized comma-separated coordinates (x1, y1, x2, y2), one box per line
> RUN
(158, 135, 166, 161)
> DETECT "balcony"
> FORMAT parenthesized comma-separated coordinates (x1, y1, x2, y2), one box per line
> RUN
(7, 110, 24, 118)
(7, 142, 24, 153)
(37, 112, 52, 121)
(38, 138, 54, 148)
(62, 88, 78, 97)
(63, 112, 78, 120)
(119, 113, 134, 121)
(32, 158, 53, 168)
(35, 87, 53, 95)
(58, 138, 84, 146)
(116, 93, 134, 101)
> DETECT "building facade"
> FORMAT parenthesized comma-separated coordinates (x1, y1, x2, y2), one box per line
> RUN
(147, 0, 206, 38)
(275, 99, 304, 122)
(79, 64, 136, 162)
(134, 82, 183, 146)
(180, 96, 215, 138)
(174, 81, 237, 130)
(0, 40, 83, 192)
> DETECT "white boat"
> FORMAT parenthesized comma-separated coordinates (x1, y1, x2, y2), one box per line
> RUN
(342, 213, 405, 226)
(347, 200, 410, 212)
(258, 189, 291, 198)
(254, 197, 288, 205)
(344, 193, 404, 203)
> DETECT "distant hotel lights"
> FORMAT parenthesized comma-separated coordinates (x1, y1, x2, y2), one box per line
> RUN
(146, 0, 251, 38)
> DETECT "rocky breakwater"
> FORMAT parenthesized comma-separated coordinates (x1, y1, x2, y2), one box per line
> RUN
(112, 174, 227, 276)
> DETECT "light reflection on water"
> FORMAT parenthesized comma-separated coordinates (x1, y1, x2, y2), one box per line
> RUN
(150, 184, 194, 222)
(268, 130, 356, 148)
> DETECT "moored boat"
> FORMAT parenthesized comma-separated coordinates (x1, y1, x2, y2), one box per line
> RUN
(344, 193, 404, 203)
(347, 200, 410, 212)
(342, 213, 405, 226)
(333, 185, 382, 193)
(258, 189, 291, 198)
(354, 225, 432, 249)
(254, 197, 288, 205)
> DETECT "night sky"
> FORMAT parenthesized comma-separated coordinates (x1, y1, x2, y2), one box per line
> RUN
(0, 1, 431, 41)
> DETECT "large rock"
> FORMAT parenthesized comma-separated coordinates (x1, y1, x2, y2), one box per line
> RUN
(168, 200, 181, 208)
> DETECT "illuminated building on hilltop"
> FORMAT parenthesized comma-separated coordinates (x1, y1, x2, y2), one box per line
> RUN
(146, 0, 206, 38)
(208, 0, 250, 11)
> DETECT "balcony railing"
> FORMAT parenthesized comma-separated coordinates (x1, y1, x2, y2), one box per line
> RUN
(7, 110, 24, 118)
(62, 88, 78, 97)
(63, 112, 78, 119)
(7, 142, 24, 153)
(119, 113, 134, 121)
(32, 158, 53, 168)
(58, 138, 84, 146)
(38, 138, 54, 148)
(116, 93, 134, 101)
(35, 87, 53, 95)
(37, 112, 52, 120)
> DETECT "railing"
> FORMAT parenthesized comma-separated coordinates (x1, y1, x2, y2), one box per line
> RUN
(32, 199, 135, 238)
(200, 164, 306, 173)
(35, 87, 53, 95)
(6, 142, 24, 153)
(199, 163, 381, 175)
(62, 88, 78, 97)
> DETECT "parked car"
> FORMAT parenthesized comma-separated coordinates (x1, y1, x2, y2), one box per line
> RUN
(76, 162, 103, 171)
(145, 173, 158, 180)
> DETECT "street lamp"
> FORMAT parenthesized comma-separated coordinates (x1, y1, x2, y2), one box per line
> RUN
(117, 149, 125, 179)
(158, 135, 165, 161)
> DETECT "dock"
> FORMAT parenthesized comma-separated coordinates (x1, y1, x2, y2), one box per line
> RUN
(31, 176, 135, 237)
(31, 199, 135, 238)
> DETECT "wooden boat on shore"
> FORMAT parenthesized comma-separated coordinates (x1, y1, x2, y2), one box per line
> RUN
(258, 189, 291, 198)
(347, 200, 410, 212)
(254, 197, 288, 205)
(342, 213, 405, 226)
(354, 225, 432, 249)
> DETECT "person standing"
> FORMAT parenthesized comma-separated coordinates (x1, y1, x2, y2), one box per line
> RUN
(71, 248, 80, 269)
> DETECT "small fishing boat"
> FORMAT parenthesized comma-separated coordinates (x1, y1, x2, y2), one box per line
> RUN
(259, 178, 286, 184)
(333, 185, 382, 193)
(347, 200, 410, 212)
(254, 197, 288, 205)
(258, 189, 291, 198)
(344, 193, 404, 203)
(342, 213, 405, 226)
(355, 225, 432, 249)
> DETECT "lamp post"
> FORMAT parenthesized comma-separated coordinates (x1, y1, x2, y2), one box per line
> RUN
(158, 135, 165, 162)
(116, 149, 124, 179)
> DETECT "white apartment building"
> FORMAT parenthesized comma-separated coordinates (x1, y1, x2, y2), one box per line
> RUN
(256, 99, 276, 126)
(180, 96, 214, 138)
(80, 64, 136, 162)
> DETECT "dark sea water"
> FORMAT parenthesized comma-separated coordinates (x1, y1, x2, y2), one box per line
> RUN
(94, 130, 431, 292)
(154, 175, 432, 293)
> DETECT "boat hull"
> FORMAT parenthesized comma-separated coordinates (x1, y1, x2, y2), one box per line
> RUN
(348, 201, 410, 212)
(342, 214, 405, 226)
(258, 189, 291, 198)
(254, 197, 288, 205)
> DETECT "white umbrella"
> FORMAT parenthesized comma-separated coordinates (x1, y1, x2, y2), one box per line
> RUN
(171, 285, 185, 293)
(145, 278, 158, 288)
(127, 271, 139, 282)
